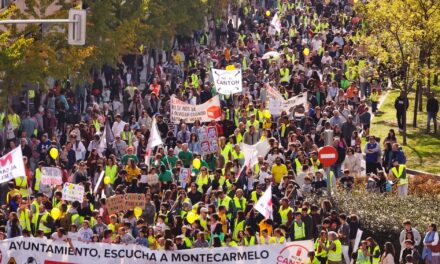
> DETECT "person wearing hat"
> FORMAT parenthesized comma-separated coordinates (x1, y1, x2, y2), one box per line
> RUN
(289, 211, 306, 241)
(389, 159, 408, 197)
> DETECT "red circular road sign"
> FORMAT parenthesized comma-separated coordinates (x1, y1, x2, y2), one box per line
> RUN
(318, 146, 338, 167)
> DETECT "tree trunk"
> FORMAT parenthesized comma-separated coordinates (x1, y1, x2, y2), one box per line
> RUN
(427, 55, 431, 93)
(403, 102, 407, 145)
(413, 80, 420, 127)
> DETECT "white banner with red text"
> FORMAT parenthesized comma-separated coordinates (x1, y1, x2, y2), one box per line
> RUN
(170, 95, 222, 124)
(0, 237, 313, 264)
(0, 147, 26, 185)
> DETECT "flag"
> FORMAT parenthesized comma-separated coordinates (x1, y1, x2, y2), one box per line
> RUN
(0, 147, 26, 184)
(236, 164, 248, 191)
(104, 120, 114, 144)
(240, 139, 271, 167)
(254, 186, 273, 220)
(145, 117, 163, 165)
(271, 13, 281, 33)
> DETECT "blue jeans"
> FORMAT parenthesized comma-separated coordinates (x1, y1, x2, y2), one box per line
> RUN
(427, 111, 437, 132)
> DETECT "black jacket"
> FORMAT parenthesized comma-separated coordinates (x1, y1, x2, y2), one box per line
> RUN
(394, 96, 409, 112)
(427, 97, 439, 113)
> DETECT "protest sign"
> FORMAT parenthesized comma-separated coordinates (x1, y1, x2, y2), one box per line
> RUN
(212, 69, 242, 94)
(40, 167, 63, 185)
(106, 195, 126, 215)
(124, 193, 146, 210)
(0, 147, 26, 184)
(197, 126, 219, 155)
(0, 237, 313, 264)
(62, 182, 84, 202)
(179, 168, 191, 188)
(170, 95, 222, 124)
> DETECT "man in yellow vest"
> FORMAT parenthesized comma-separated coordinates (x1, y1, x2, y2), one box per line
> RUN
(15, 174, 29, 198)
(37, 204, 54, 238)
(389, 160, 408, 197)
(279, 197, 293, 227)
(18, 198, 31, 232)
(320, 231, 343, 264)
(233, 189, 247, 214)
(217, 190, 233, 221)
(30, 193, 44, 235)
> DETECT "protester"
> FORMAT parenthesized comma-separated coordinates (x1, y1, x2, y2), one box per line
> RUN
(0, 1, 436, 264)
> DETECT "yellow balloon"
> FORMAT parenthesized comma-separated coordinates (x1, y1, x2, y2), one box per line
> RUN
(49, 148, 59, 159)
(186, 212, 198, 224)
(104, 176, 111, 185)
(225, 64, 236, 70)
(51, 207, 61, 220)
(193, 158, 201, 170)
(265, 10, 271, 17)
(134, 207, 143, 218)
(303, 48, 310, 56)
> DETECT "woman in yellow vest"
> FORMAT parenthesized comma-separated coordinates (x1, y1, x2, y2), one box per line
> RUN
(273, 228, 286, 244)
(232, 211, 246, 241)
(315, 230, 329, 263)
(244, 227, 257, 246)
(121, 124, 134, 146)
(366, 237, 381, 264)
(196, 167, 211, 193)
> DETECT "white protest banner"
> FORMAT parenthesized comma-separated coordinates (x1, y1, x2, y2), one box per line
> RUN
(268, 92, 308, 115)
(179, 168, 191, 188)
(212, 69, 242, 95)
(62, 182, 84, 202)
(265, 84, 284, 100)
(0, 147, 26, 184)
(170, 95, 222, 124)
(0, 237, 313, 264)
(40, 167, 63, 186)
(254, 186, 273, 220)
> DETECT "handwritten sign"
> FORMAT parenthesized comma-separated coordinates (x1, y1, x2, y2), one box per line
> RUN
(124, 193, 146, 210)
(40, 167, 63, 185)
(106, 195, 125, 215)
(62, 183, 84, 202)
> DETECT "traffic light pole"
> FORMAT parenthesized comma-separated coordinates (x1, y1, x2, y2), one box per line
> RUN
(0, 9, 86, 45)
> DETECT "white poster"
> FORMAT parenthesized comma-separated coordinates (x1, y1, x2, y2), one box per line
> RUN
(62, 182, 85, 202)
(0, 147, 26, 184)
(240, 139, 271, 167)
(212, 69, 243, 95)
(170, 95, 222, 124)
(271, 12, 282, 33)
(40, 167, 63, 186)
(0, 237, 313, 264)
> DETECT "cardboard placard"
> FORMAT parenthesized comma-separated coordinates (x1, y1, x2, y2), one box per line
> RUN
(124, 193, 146, 210)
(106, 195, 126, 215)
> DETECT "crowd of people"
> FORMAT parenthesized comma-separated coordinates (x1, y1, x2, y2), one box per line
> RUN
(0, 0, 438, 263)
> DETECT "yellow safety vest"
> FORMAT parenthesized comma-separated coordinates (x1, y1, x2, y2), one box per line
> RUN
(280, 68, 290, 83)
(0, 112, 4, 129)
(328, 239, 343, 262)
(314, 238, 329, 258)
(9, 114, 20, 129)
(391, 165, 407, 186)
(294, 221, 306, 240)
(220, 145, 231, 164)
(260, 236, 274, 245)
(233, 220, 245, 241)
(233, 197, 246, 212)
(295, 158, 302, 174)
(15, 177, 29, 197)
(246, 120, 260, 130)
(310, 158, 320, 172)
(38, 212, 51, 234)
(34, 168, 41, 191)
(92, 119, 101, 132)
(121, 131, 133, 146)
(196, 175, 209, 193)
(244, 236, 256, 246)
(31, 200, 40, 229)
(218, 196, 232, 219)
(191, 74, 199, 88)
(108, 223, 115, 232)
(371, 245, 381, 264)
(105, 165, 118, 184)
(19, 209, 31, 231)
(279, 207, 293, 225)
(231, 151, 244, 161)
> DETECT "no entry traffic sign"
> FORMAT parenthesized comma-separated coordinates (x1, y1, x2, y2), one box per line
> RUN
(318, 146, 338, 167)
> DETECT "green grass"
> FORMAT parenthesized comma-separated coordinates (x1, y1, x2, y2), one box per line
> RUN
(371, 88, 440, 174)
